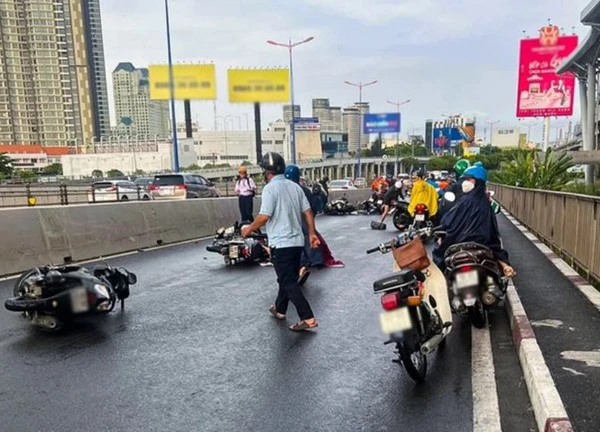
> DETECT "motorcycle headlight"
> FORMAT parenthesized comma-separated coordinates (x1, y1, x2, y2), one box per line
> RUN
(224, 227, 235, 236)
(93, 284, 110, 301)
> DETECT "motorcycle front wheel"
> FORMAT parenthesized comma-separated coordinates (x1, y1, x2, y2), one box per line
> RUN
(397, 342, 427, 382)
(468, 301, 486, 329)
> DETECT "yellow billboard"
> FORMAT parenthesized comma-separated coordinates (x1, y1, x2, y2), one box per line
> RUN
(228, 69, 290, 103)
(149, 64, 216, 100)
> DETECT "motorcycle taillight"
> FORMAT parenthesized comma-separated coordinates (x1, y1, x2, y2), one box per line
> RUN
(381, 292, 402, 311)
(415, 204, 427, 213)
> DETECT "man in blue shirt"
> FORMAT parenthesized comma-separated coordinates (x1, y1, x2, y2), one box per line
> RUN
(241, 152, 320, 331)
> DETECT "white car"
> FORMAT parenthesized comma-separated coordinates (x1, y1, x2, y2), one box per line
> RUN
(88, 180, 151, 203)
(328, 179, 358, 191)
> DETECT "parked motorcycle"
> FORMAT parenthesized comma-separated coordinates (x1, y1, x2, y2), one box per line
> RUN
(324, 196, 357, 215)
(366, 227, 452, 382)
(441, 239, 508, 328)
(206, 221, 270, 266)
(4, 264, 136, 331)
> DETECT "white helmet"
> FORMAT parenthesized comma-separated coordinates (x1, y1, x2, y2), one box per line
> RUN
(394, 180, 403, 189)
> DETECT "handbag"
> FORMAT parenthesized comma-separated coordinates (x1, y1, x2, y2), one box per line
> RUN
(392, 236, 430, 271)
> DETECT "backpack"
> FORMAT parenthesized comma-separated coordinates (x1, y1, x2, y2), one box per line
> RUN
(312, 183, 322, 195)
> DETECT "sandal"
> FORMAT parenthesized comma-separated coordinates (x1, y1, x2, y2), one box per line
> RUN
(269, 305, 285, 320)
(289, 320, 318, 331)
(298, 267, 311, 286)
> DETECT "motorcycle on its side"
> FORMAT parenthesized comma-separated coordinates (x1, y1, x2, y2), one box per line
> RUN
(359, 192, 385, 215)
(4, 264, 136, 331)
(324, 196, 357, 215)
(366, 227, 452, 382)
(206, 221, 270, 266)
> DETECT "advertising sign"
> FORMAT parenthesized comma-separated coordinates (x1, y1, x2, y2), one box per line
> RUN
(516, 26, 578, 118)
(149, 64, 216, 100)
(364, 113, 401, 134)
(228, 69, 290, 103)
(294, 117, 319, 124)
(432, 127, 462, 152)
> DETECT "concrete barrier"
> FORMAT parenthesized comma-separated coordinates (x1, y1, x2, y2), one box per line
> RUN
(0, 188, 372, 277)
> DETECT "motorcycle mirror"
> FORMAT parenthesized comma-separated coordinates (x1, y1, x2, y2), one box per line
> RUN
(127, 272, 138, 285)
(444, 192, 456, 203)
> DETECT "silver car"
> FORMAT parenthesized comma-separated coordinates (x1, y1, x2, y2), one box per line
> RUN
(88, 180, 151, 203)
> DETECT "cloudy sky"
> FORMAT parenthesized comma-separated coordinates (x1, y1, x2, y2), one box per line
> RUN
(100, 0, 592, 140)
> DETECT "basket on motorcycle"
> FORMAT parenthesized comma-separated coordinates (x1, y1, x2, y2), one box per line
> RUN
(373, 270, 417, 293)
(392, 236, 430, 271)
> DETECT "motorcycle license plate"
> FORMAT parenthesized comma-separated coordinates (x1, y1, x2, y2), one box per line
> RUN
(377, 200, 383, 205)
(229, 245, 239, 259)
(456, 271, 479, 289)
(70, 288, 89, 314)
(415, 214, 425, 221)
(380, 307, 412, 334)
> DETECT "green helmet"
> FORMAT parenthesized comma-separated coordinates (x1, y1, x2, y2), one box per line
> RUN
(453, 159, 470, 177)
(473, 161, 484, 168)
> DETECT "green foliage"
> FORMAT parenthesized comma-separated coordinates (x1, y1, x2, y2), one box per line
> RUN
(42, 163, 63, 176)
(561, 182, 600, 196)
(203, 163, 231, 169)
(182, 164, 201, 171)
(370, 137, 383, 157)
(0, 153, 13, 176)
(402, 157, 420, 172)
(427, 155, 458, 171)
(241, 160, 253, 166)
(107, 169, 124, 178)
(383, 144, 428, 157)
(492, 149, 573, 190)
(92, 169, 104, 179)
(17, 170, 38, 182)
(134, 169, 146, 175)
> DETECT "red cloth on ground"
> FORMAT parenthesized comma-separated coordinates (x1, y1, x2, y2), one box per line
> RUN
(317, 232, 345, 268)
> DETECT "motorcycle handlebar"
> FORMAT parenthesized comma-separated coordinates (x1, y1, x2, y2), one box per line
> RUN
(366, 246, 380, 254)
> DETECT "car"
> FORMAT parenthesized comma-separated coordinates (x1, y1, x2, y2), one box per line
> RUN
(88, 180, 151, 203)
(150, 174, 220, 200)
(328, 179, 357, 191)
(134, 177, 154, 191)
(354, 177, 367, 188)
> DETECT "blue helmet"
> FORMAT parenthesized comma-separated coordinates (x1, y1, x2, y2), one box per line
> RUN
(284, 164, 301, 183)
(473, 161, 484, 168)
(462, 165, 488, 182)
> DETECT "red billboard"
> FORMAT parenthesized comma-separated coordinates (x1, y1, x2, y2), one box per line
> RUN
(516, 26, 578, 118)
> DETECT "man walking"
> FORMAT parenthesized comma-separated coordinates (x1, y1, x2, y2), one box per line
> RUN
(241, 152, 320, 331)
(235, 166, 256, 222)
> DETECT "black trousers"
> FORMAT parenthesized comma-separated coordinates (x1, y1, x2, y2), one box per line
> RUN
(272, 247, 314, 320)
(238, 195, 254, 222)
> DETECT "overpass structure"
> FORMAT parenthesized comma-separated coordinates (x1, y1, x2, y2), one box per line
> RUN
(198, 156, 429, 181)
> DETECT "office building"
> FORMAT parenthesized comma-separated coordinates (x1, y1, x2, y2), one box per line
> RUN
(311, 98, 342, 132)
(342, 107, 361, 154)
(491, 126, 521, 148)
(112, 63, 169, 139)
(354, 102, 370, 148)
(283, 104, 301, 124)
(0, 0, 111, 147)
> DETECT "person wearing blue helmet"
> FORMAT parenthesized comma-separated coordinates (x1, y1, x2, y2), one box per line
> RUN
(433, 164, 514, 276)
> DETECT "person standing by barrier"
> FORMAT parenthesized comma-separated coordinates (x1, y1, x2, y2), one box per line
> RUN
(235, 166, 256, 222)
(241, 152, 320, 331)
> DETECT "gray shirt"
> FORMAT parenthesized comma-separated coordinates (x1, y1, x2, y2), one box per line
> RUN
(259, 174, 311, 249)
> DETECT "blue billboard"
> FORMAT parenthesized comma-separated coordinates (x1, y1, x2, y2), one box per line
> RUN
(294, 117, 319, 124)
(432, 127, 463, 152)
(364, 113, 401, 134)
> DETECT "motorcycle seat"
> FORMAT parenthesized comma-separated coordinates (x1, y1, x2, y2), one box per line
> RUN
(445, 242, 492, 258)
(373, 270, 416, 293)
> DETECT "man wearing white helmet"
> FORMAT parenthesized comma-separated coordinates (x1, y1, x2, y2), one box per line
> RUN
(376, 178, 406, 227)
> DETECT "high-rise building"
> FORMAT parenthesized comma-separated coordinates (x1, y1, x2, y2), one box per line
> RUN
(283, 104, 301, 124)
(0, 0, 111, 147)
(342, 107, 360, 154)
(311, 98, 342, 132)
(112, 63, 169, 139)
(354, 102, 370, 148)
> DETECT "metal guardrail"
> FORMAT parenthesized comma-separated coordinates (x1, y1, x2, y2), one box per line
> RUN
(491, 183, 600, 283)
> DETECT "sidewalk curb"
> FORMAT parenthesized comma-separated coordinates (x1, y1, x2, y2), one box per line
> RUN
(505, 283, 573, 432)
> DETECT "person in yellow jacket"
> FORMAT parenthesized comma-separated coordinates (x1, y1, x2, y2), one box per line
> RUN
(408, 170, 439, 219)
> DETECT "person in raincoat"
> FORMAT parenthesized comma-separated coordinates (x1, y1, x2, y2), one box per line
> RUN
(432, 165, 514, 276)
(408, 170, 439, 221)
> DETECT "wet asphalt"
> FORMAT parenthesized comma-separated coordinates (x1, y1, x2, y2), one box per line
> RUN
(0, 215, 534, 432)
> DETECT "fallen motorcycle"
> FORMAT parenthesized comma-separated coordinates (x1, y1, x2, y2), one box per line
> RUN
(4, 264, 136, 331)
(206, 221, 270, 266)
(359, 192, 384, 215)
(324, 196, 358, 215)
(366, 227, 452, 382)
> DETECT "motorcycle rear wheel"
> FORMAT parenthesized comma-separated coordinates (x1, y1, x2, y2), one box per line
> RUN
(468, 301, 486, 329)
(397, 342, 427, 382)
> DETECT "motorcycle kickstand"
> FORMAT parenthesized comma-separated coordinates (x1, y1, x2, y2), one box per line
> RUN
(121, 299, 125, 311)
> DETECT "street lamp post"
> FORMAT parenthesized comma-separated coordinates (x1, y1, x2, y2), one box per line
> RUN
(267, 36, 314, 164)
(344, 80, 378, 178)
(387, 99, 411, 176)
(164, 0, 179, 172)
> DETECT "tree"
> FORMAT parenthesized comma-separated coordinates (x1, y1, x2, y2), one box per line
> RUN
(402, 157, 420, 173)
(370, 137, 383, 157)
(182, 164, 201, 171)
(18, 170, 38, 182)
(0, 153, 13, 177)
(241, 160, 253, 166)
(134, 169, 146, 176)
(427, 155, 458, 171)
(42, 163, 62, 176)
(492, 149, 573, 190)
(107, 169, 124, 178)
(92, 169, 104, 179)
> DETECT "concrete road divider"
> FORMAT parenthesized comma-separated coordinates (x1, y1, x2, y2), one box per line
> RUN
(0, 189, 373, 276)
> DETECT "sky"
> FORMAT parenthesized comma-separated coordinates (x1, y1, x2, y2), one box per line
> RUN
(100, 0, 593, 141)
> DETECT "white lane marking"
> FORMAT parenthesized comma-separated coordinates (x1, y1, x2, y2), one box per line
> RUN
(0, 235, 213, 281)
(501, 211, 600, 313)
(562, 367, 586, 376)
(530, 319, 564, 329)
(561, 349, 600, 368)
(333, 235, 346, 241)
(472, 325, 503, 432)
